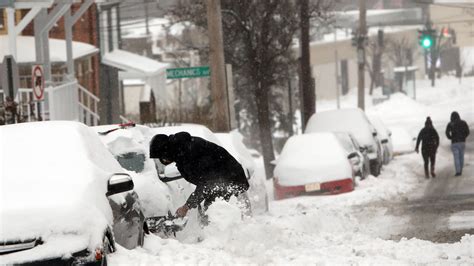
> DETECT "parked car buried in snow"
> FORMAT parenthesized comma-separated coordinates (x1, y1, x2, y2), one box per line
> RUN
(95, 123, 267, 219)
(389, 126, 416, 156)
(215, 131, 269, 214)
(369, 116, 394, 165)
(0, 122, 146, 265)
(333, 132, 371, 179)
(305, 108, 383, 176)
(273, 133, 355, 200)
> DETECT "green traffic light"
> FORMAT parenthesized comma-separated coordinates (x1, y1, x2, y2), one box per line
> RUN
(421, 36, 433, 48)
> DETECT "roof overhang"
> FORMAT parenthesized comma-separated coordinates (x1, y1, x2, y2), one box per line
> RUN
(102, 49, 168, 77)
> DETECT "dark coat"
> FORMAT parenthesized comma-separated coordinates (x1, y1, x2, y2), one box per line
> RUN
(416, 126, 439, 154)
(446, 112, 470, 144)
(154, 132, 249, 209)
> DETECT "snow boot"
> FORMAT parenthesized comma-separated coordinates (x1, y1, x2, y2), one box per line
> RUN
(424, 169, 430, 179)
(431, 165, 436, 178)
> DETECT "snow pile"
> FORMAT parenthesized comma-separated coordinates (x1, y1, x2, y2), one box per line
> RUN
(274, 133, 353, 186)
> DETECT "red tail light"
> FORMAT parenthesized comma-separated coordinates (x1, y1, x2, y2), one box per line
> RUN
(95, 248, 103, 261)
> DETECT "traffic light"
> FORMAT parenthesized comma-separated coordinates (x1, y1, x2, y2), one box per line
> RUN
(421, 34, 433, 49)
(418, 29, 436, 50)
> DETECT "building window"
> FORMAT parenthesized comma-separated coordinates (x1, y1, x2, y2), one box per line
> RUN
(0, 9, 5, 29)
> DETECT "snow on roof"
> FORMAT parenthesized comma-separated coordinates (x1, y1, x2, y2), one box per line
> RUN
(311, 25, 420, 46)
(0, 36, 98, 63)
(274, 132, 352, 186)
(123, 79, 146, 86)
(102, 49, 169, 76)
(0, 121, 122, 251)
(121, 18, 169, 39)
(394, 66, 419, 72)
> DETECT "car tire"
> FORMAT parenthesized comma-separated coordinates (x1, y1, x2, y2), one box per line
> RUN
(370, 161, 381, 177)
(99, 234, 114, 266)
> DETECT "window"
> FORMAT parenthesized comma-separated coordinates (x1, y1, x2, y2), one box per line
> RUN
(0, 9, 5, 29)
(116, 152, 146, 173)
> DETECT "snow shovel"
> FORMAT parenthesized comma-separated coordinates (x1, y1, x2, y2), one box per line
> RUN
(98, 122, 136, 135)
(145, 211, 188, 237)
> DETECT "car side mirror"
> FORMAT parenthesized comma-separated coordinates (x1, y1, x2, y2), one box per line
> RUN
(381, 139, 389, 144)
(107, 173, 134, 196)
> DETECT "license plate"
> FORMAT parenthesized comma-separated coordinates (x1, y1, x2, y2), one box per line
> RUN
(305, 182, 321, 192)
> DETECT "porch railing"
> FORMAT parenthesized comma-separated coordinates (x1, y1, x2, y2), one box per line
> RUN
(1, 81, 100, 126)
(78, 84, 100, 126)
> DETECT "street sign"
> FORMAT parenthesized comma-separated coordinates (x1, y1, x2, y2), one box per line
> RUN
(166, 66, 210, 79)
(32, 65, 45, 101)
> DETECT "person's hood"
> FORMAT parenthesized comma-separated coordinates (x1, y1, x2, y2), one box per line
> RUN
(450, 111, 460, 122)
(425, 116, 433, 127)
(149, 134, 170, 159)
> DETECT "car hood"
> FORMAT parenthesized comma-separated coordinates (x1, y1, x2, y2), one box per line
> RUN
(0, 203, 109, 251)
(0, 232, 92, 265)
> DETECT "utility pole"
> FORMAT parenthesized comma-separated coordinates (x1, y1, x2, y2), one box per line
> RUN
(206, 0, 230, 132)
(357, 0, 367, 110)
(299, 0, 315, 130)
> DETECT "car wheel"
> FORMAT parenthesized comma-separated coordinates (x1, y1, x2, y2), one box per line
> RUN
(99, 235, 113, 266)
(370, 162, 381, 177)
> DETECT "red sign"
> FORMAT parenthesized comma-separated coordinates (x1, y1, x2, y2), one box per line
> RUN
(32, 65, 45, 101)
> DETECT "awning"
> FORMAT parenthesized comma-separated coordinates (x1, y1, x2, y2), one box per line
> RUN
(102, 49, 168, 77)
(0, 36, 98, 63)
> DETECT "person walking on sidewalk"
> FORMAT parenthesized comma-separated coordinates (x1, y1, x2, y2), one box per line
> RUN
(416, 117, 440, 179)
(446, 111, 470, 176)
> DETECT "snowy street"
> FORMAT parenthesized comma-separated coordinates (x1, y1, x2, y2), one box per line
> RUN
(109, 78, 474, 264)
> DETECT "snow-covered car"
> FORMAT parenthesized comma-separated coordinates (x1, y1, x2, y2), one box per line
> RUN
(305, 108, 383, 176)
(96, 123, 265, 217)
(94, 124, 194, 219)
(389, 126, 416, 156)
(273, 133, 355, 200)
(369, 116, 394, 165)
(215, 131, 269, 214)
(334, 132, 371, 179)
(1, 122, 145, 265)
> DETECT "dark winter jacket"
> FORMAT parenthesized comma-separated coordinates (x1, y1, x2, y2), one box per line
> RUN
(150, 132, 249, 208)
(445, 112, 470, 144)
(416, 117, 439, 153)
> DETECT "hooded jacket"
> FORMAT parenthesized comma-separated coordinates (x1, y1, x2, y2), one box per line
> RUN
(446, 112, 470, 144)
(150, 132, 249, 208)
(416, 117, 439, 153)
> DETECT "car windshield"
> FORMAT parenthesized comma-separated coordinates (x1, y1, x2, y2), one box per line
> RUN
(116, 152, 146, 173)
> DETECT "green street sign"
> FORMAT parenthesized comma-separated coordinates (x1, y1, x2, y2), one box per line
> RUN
(166, 66, 210, 79)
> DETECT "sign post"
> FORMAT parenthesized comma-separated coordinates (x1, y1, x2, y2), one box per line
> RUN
(32, 65, 45, 120)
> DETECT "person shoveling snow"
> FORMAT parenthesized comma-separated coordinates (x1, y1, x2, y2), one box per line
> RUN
(149, 132, 250, 221)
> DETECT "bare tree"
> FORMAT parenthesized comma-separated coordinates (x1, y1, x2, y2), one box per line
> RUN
(168, 0, 332, 179)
